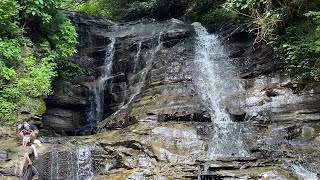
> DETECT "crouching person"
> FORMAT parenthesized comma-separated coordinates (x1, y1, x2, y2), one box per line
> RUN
(19, 120, 37, 144)
(21, 124, 34, 146)
(20, 139, 42, 180)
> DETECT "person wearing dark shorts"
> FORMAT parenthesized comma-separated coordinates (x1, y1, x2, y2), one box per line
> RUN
(20, 139, 42, 180)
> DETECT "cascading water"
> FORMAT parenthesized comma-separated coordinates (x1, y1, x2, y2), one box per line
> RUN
(192, 22, 247, 158)
(91, 22, 170, 129)
(39, 147, 93, 180)
(50, 151, 59, 180)
(134, 41, 142, 72)
(85, 37, 116, 134)
(124, 32, 163, 108)
(76, 147, 93, 179)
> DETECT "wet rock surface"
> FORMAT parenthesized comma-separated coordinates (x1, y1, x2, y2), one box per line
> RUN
(44, 12, 320, 134)
(1, 120, 320, 179)
(43, 12, 211, 134)
(6, 11, 319, 179)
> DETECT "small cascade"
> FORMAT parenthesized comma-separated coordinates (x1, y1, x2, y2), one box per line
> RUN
(50, 151, 59, 180)
(124, 32, 163, 107)
(85, 37, 116, 134)
(39, 146, 93, 180)
(76, 147, 93, 179)
(192, 22, 247, 158)
(134, 41, 142, 72)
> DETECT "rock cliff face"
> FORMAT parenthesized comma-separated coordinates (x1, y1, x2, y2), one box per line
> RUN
(43, 12, 212, 135)
(2, 12, 319, 179)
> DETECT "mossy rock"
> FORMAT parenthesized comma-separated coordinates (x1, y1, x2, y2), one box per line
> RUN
(18, 97, 46, 116)
(54, 81, 75, 97)
(0, 139, 18, 151)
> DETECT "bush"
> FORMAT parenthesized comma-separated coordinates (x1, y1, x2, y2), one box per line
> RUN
(60, 0, 155, 19)
(269, 12, 320, 80)
(56, 60, 91, 79)
(0, 0, 78, 125)
(189, 7, 237, 24)
(224, 0, 320, 81)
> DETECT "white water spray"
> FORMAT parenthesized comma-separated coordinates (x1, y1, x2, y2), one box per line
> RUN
(76, 147, 93, 180)
(125, 32, 163, 107)
(134, 41, 142, 72)
(45, 147, 93, 180)
(192, 22, 247, 158)
(86, 37, 116, 132)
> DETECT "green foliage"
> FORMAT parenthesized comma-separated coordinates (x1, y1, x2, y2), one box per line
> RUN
(0, 97, 17, 125)
(225, 0, 320, 81)
(225, 0, 259, 11)
(61, 0, 232, 24)
(45, 13, 78, 57)
(17, 97, 47, 116)
(60, 0, 188, 20)
(0, 0, 21, 37)
(19, 0, 55, 23)
(224, 0, 316, 43)
(270, 12, 320, 80)
(76, 3, 112, 18)
(18, 52, 57, 96)
(0, 0, 78, 125)
(55, 83, 74, 97)
(56, 60, 91, 79)
(190, 8, 237, 25)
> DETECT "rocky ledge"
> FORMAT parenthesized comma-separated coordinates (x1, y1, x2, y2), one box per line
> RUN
(42, 12, 320, 136)
(7, 11, 319, 179)
(1, 121, 319, 179)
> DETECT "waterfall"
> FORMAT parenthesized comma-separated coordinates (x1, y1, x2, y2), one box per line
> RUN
(85, 37, 116, 134)
(124, 32, 163, 107)
(40, 147, 93, 180)
(134, 41, 142, 72)
(192, 22, 247, 158)
(50, 151, 59, 180)
(76, 147, 93, 179)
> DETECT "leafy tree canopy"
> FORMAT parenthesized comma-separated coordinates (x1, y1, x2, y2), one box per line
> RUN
(0, 0, 77, 125)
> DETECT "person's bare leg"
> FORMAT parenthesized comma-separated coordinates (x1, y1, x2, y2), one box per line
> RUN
(19, 131, 23, 139)
(30, 132, 36, 141)
(21, 134, 24, 146)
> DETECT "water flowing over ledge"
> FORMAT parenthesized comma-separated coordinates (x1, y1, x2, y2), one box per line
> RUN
(192, 22, 247, 158)
(9, 11, 317, 179)
(37, 146, 93, 180)
(86, 37, 116, 134)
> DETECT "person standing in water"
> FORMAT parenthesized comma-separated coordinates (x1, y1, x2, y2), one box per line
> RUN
(20, 139, 42, 180)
